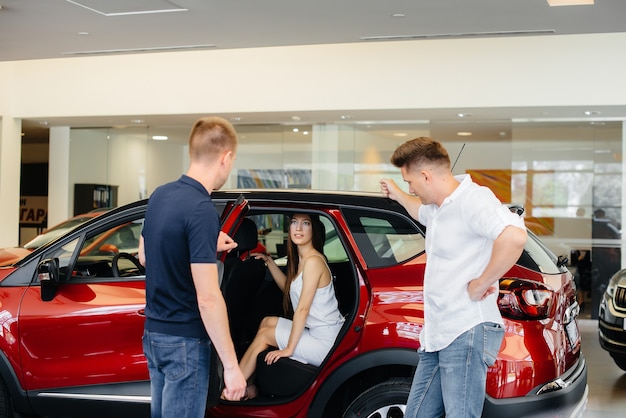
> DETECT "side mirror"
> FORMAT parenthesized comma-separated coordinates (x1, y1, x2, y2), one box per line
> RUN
(38, 258, 60, 302)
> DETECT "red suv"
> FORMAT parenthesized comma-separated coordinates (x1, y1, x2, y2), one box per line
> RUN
(0, 190, 587, 417)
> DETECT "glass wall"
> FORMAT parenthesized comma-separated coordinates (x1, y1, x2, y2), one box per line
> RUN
(56, 119, 623, 318)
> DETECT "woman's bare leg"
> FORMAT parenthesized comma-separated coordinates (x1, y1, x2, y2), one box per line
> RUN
(239, 316, 280, 380)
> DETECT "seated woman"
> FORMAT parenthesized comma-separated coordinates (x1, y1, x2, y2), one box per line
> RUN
(234, 213, 345, 400)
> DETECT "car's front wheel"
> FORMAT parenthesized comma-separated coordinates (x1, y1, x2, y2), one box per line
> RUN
(343, 378, 411, 418)
(611, 354, 626, 371)
(0, 378, 14, 418)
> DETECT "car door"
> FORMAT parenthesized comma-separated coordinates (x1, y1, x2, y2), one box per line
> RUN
(16, 214, 149, 407)
(207, 194, 249, 407)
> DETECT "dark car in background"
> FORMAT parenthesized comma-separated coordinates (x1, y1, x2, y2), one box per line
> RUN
(0, 190, 586, 417)
(598, 269, 626, 371)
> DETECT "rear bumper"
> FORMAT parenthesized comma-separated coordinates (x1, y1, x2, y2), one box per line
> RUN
(482, 355, 587, 418)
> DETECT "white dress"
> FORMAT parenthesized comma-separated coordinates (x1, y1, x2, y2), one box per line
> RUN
(274, 256, 345, 366)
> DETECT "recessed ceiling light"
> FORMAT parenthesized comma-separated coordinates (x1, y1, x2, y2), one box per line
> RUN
(584, 110, 601, 116)
(393, 133, 408, 137)
(457, 132, 473, 137)
(152, 135, 168, 141)
(78, 31, 90, 36)
(130, 119, 144, 124)
(291, 116, 301, 121)
(340, 115, 352, 120)
(392, 13, 406, 18)
(292, 128, 299, 133)
(546, 0, 594, 6)
(457, 113, 471, 118)
(303, 131, 309, 135)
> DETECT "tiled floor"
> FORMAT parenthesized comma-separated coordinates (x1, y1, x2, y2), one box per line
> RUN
(578, 318, 626, 417)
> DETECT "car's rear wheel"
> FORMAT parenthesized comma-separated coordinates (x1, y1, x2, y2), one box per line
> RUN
(611, 354, 626, 371)
(342, 378, 411, 418)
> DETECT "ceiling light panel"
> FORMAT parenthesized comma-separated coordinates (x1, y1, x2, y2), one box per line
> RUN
(66, 0, 187, 16)
(547, 1, 594, 6)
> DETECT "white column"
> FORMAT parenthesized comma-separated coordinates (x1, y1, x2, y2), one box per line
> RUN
(0, 116, 22, 247)
(311, 124, 355, 191)
(48, 126, 71, 227)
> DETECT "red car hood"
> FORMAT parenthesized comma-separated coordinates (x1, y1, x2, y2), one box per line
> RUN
(0, 247, 32, 266)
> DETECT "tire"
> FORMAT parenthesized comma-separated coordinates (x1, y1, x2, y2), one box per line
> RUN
(0, 378, 14, 418)
(611, 354, 626, 372)
(343, 378, 411, 418)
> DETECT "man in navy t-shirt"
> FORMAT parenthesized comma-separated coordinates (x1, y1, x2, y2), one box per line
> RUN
(139, 117, 246, 417)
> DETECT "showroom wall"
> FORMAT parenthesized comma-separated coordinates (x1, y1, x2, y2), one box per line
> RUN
(2, 32, 626, 249)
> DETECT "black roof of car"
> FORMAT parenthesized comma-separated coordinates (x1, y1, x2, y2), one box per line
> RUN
(212, 189, 408, 213)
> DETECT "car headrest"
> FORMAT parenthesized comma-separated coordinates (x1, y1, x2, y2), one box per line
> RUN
(233, 218, 259, 253)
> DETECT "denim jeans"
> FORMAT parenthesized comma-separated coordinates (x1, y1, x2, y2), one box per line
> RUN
(143, 330, 211, 418)
(404, 322, 504, 418)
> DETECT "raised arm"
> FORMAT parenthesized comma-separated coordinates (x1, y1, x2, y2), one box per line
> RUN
(380, 178, 423, 220)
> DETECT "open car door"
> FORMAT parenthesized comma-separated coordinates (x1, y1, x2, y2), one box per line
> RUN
(207, 194, 249, 407)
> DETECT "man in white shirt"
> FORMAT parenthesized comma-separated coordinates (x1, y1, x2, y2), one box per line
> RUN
(380, 137, 527, 418)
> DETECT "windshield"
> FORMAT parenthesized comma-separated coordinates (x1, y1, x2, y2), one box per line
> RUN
(23, 216, 97, 250)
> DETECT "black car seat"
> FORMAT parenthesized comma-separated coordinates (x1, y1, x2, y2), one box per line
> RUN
(222, 218, 267, 357)
(255, 348, 318, 398)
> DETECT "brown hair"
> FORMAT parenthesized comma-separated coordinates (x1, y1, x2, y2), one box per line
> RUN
(188, 116, 238, 161)
(390, 137, 450, 171)
(283, 213, 326, 315)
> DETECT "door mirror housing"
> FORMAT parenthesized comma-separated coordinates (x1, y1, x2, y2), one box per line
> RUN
(38, 258, 60, 302)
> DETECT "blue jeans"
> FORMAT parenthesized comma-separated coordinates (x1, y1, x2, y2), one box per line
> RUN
(143, 330, 211, 418)
(405, 322, 504, 418)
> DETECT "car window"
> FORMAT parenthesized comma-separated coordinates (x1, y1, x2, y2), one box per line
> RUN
(48, 237, 81, 282)
(516, 229, 562, 274)
(342, 208, 425, 268)
(70, 218, 145, 280)
(248, 211, 349, 264)
(23, 216, 95, 250)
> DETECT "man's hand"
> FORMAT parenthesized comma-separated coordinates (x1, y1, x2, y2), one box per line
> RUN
(380, 178, 402, 201)
(467, 278, 497, 301)
(217, 231, 238, 253)
(220, 366, 247, 401)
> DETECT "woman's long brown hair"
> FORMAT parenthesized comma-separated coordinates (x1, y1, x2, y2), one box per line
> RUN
(283, 213, 326, 315)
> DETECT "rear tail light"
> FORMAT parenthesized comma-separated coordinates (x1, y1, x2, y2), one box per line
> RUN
(498, 278, 554, 320)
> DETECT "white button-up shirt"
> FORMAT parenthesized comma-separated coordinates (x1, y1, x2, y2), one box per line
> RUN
(418, 174, 525, 352)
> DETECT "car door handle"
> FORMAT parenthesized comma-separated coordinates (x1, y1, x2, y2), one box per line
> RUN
(137, 308, 145, 316)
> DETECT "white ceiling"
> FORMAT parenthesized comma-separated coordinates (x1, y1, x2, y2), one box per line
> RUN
(3, 0, 626, 141)
(3, 0, 626, 62)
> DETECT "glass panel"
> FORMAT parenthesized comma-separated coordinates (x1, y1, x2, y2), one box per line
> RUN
(343, 208, 424, 268)
(71, 218, 144, 279)
(247, 211, 348, 265)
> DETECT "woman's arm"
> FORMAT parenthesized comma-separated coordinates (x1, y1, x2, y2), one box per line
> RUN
(264, 255, 326, 363)
(251, 252, 288, 291)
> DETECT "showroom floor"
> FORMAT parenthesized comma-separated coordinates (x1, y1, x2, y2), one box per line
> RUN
(579, 318, 626, 417)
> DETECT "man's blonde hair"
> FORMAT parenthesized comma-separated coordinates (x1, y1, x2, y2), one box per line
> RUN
(188, 116, 238, 161)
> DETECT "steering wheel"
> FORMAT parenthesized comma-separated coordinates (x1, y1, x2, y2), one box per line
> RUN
(112, 252, 145, 277)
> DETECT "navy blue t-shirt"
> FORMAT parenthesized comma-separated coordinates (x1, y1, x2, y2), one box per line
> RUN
(142, 175, 219, 339)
